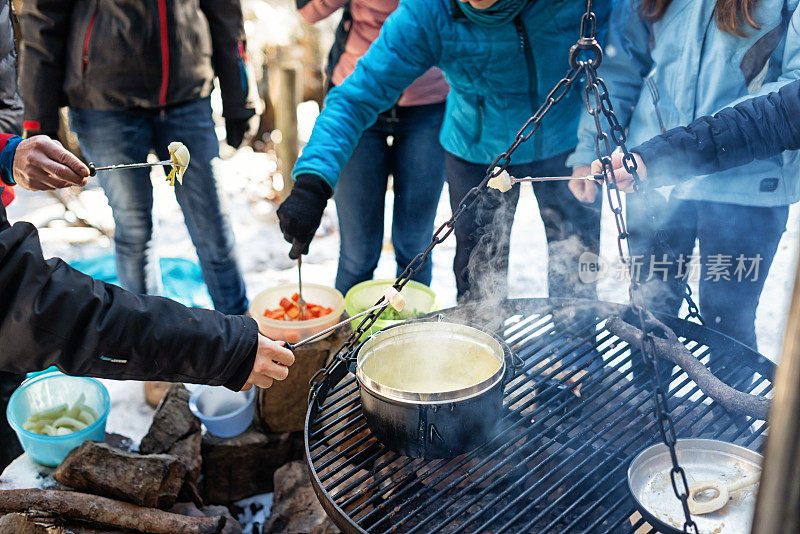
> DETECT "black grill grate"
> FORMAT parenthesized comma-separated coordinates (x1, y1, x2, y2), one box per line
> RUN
(305, 299, 775, 533)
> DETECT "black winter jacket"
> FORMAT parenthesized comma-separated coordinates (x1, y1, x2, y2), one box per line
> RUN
(635, 79, 800, 185)
(18, 0, 255, 133)
(0, 202, 258, 390)
(0, 0, 22, 135)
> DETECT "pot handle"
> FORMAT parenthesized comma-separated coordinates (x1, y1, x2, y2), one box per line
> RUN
(344, 337, 370, 375)
(503, 352, 524, 384)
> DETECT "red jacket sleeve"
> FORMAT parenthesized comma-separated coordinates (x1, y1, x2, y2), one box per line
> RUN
(0, 133, 13, 151)
(0, 186, 13, 207)
(0, 133, 15, 206)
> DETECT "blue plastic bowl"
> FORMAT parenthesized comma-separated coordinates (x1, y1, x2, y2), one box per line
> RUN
(189, 386, 255, 438)
(6, 372, 110, 467)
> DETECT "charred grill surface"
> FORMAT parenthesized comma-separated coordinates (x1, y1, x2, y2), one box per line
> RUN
(305, 299, 774, 534)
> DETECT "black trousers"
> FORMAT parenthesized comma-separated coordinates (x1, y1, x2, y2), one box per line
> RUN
(0, 372, 24, 471)
(445, 151, 602, 303)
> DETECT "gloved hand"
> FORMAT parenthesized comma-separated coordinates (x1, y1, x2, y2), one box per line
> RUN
(225, 117, 250, 149)
(276, 174, 333, 259)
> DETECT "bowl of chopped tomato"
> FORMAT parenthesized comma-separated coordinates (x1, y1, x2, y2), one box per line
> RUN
(250, 283, 345, 343)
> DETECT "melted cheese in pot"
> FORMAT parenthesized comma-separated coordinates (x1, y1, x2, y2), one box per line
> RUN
(361, 344, 502, 393)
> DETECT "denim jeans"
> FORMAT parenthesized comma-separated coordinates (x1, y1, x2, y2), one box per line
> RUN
(70, 98, 248, 315)
(334, 102, 446, 294)
(628, 194, 788, 352)
(446, 151, 602, 302)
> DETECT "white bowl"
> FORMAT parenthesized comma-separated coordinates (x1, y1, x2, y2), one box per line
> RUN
(188, 386, 255, 438)
(249, 283, 345, 343)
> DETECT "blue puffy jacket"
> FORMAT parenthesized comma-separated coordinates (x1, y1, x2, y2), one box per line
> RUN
(634, 79, 800, 180)
(293, 0, 612, 188)
(568, 0, 800, 207)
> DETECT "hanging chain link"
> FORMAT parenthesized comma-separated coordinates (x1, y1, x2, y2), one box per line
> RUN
(310, 4, 698, 532)
(308, 65, 582, 395)
(577, 7, 697, 531)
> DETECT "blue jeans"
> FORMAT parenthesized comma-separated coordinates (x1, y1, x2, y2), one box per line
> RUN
(628, 195, 788, 352)
(446, 151, 602, 302)
(334, 102, 446, 294)
(70, 98, 248, 315)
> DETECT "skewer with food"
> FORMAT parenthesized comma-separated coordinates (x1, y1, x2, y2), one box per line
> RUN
(166, 141, 190, 186)
(487, 166, 602, 192)
(87, 141, 190, 186)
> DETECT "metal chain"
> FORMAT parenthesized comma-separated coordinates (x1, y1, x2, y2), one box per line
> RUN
(591, 75, 702, 322)
(578, 13, 698, 530)
(310, 6, 699, 533)
(308, 65, 582, 395)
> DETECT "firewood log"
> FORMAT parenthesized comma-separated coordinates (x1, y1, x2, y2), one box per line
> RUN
(52, 442, 186, 508)
(605, 315, 771, 420)
(0, 489, 225, 534)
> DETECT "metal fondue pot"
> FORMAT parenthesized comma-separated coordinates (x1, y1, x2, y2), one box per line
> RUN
(352, 321, 516, 459)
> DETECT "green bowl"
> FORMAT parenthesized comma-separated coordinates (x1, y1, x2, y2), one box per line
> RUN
(344, 280, 438, 339)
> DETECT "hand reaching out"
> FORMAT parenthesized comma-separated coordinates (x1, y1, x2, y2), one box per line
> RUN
(589, 152, 646, 193)
(568, 165, 600, 203)
(12, 135, 90, 191)
(241, 334, 296, 391)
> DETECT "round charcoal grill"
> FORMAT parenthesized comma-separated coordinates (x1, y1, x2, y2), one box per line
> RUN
(304, 299, 775, 533)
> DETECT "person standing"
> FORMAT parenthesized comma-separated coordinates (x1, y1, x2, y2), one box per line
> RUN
(278, 0, 612, 303)
(19, 0, 256, 315)
(568, 0, 800, 352)
(1, 133, 294, 469)
(297, 0, 449, 295)
(0, 0, 25, 473)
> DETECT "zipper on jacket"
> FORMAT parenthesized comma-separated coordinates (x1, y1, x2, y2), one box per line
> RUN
(81, 9, 99, 73)
(515, 17, 539, 155)
(157, 0, 169, 106)
(515, 17, 537, 114)
(475, 94, 484, 143)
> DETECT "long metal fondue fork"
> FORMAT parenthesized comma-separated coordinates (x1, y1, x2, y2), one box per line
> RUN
(284, 302, 390, 351)
(512, 173, 603, 184)
(296, 257, 308, 320)
(87, 160, 186, 177)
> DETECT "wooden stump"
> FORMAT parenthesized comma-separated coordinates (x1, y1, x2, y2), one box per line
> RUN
(139, 384, 203, 504)
(53, 442, 186, 509)
(200, 427, 304, 504)
(257, 325, 348, 433)
(263, 461, 340, 534)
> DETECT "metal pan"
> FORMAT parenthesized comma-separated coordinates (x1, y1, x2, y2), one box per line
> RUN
(628, 439, 761, 534)
(352, 321, 517, 458)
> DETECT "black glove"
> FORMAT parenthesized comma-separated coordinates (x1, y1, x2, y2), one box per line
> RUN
(225, 117, 250, 149)
(277, 174, 333, 259)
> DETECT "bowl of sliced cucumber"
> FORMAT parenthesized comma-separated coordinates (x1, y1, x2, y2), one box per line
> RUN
(344, 280, 438, 340)
(6, 371, 110, 466)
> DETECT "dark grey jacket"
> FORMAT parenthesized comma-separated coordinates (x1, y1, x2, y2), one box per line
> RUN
(18, 0, 255, 133)
(0, 0, 22, 135)
(635, 79, 800, 185)
(0, 201, 259, 391)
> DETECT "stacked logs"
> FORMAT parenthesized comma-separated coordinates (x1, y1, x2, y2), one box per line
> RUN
(0, 385, 235, 533)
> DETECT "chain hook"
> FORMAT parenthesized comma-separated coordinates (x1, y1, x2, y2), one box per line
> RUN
(569, 37, 603, 70)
